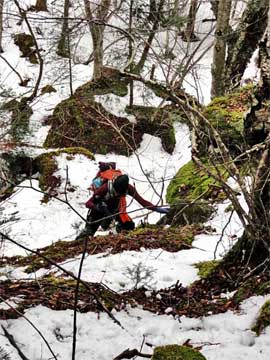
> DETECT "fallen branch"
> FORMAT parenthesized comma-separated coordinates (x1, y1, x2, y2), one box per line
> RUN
(1, 325, 29, 360)
(0, 298, 57, 360)
(113, 348, 152, 359)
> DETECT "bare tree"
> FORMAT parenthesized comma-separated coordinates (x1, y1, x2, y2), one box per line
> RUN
(57, 0, 70, 57)
(211, 0, 232, 98)
(133, 0, 166, 74)
(0, 0, 4, 53)
(83, 0, 111, 79)
(182, 0, 199, 42)
(225, 0, 269, 90)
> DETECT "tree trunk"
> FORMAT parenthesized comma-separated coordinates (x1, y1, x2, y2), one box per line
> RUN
(84, 0, 111, 79)
(57, 0, 70, 58)
(134, 0, 165, 74)
(182, 0, 199, 42)
(35, 0, 48, 12)
(0, 0, 4, 53)
(225, 0, 269, 91)
(210, 0, 218, 18)
(91, 25, 105, 79)
(224, 7, 270, 268)
(211, 0, 232, 98)
(128, 0, 134, 107)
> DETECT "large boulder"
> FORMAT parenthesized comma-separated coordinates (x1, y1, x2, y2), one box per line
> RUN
(44, 70, 181, 155)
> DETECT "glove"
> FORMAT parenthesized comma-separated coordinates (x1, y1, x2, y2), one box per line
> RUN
(154, 206, 170, 214)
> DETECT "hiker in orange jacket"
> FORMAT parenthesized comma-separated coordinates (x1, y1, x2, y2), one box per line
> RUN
(76, 174, 169, 239)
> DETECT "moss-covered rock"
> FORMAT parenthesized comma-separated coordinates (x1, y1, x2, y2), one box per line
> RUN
(43, 71, 139, 155)
(77, 67, 129, 97)
(13, 33, 38, 64)
(201, 85, 253, 156)
(44, 71, 185, 154)
(34, 147, 94, 199)
(158, 199, 215, 226)
(125, 104, 181, 154)
(166, 160, 228, 204)
(251, 300, 270, 336)
(152, 345, 206, 360)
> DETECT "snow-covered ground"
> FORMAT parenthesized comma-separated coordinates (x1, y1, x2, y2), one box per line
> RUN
(1, 296, 270, 360)
(0, 1, 268, 359)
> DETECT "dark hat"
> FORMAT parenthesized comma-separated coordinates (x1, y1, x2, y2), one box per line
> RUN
(113, 175, 129, 194)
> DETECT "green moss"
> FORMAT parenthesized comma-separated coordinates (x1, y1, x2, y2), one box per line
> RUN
(35, 153, 58, 192)
(76, 70, 129, 97)
(152, 345, 206, 360)
(166, 160, 228, 204)
(202, 86, 254, 154)
(1, 98, 33, 141)
(125, 104, 177, 153)
(256, 281, 270, 296)
(251, 300, 270, 336)
(130, 225, 196, 247)
(41, 85, 57, 95)
(233, 277, 270, 305)
(44, 90, 136, 155)
(13, 33, 38, 64)
(194, 260, 220, 278)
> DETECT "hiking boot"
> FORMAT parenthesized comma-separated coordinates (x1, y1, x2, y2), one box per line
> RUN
(75, 229, 94, 240)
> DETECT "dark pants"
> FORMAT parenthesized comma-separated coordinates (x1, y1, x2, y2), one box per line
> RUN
(76, 208, 135, 239)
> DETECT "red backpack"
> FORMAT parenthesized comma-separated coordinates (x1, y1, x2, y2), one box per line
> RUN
(90, 162, 131, 223)
(90, 162, 122, 194)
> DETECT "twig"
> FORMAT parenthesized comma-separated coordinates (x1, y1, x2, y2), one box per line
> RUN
(0, 297, 58, 360)
(214, 210, 234, 259)
(72, 237, 88, 360)
(113, 348, 151, 360)
(13, 0, 44, 102)
(0, 54, 26, 85)
(1, 325, 30, 360)
(0, 232, 123, 328)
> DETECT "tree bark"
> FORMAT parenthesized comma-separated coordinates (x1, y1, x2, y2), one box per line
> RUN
(183, 0, 199, 42)
(225, 0, 269, 90)
(134, 0, 165, 74)
(35, 0, 48, 12)
(225, 6, 270, 268)
(84, 0, 111, 79)
(0, 0, 4, 53)
(210, 0, 218, 18)
(211, 0, 232, 98)
(57, 0, 70, 58)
